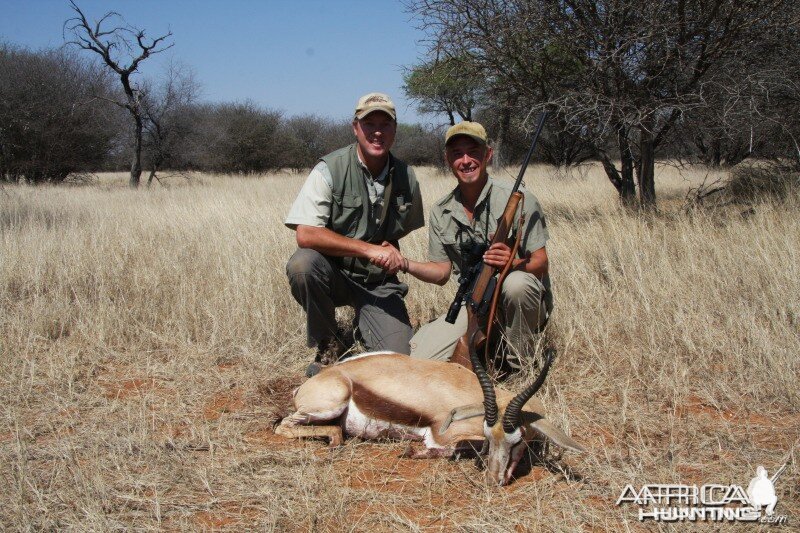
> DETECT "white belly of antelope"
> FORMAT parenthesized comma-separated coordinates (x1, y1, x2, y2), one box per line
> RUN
(344, 400, 442, 448)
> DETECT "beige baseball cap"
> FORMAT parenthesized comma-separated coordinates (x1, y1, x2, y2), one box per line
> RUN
(445, 121, 489, 146)
(354, 92, 396, 120)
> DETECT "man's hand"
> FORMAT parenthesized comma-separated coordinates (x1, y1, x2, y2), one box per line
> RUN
(482, 242, 513, 269)
(368, 241, 405, 275)
(483, 242, 549, 278)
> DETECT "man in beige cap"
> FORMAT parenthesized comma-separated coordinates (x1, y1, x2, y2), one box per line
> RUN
(284, 93, 424, 376)
(374, 121, 551, 367)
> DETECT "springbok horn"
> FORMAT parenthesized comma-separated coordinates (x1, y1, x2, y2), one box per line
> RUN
(502, 348, 555, 433)
(468, 329, 498, 427)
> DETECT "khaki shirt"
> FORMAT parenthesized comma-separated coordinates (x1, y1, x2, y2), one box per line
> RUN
(428, 177, 549, 280)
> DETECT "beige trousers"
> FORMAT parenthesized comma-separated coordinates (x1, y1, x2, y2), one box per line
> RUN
(409, 271, 550, 364)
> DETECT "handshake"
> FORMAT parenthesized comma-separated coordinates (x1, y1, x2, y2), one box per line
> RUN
(368, 241, 409, 275)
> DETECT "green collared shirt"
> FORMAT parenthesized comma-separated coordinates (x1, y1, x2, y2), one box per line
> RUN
(428, 176, 549, 281)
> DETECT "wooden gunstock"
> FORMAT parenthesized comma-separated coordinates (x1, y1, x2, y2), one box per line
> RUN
(466, 191, 523, 310)
(451, 307, 485, 371)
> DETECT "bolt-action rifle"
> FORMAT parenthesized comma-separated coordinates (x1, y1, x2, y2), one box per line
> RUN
(448, 113, 547, 371)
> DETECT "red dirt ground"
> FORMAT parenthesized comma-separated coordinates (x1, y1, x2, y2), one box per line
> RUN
(202, 389, 245, 421)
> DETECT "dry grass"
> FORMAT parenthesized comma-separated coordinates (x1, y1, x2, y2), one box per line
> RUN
(1, 163, 798, 531)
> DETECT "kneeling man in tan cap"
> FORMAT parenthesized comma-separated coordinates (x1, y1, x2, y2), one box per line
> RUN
(375, 121, 552, 367)
(284, 93, 424, 376)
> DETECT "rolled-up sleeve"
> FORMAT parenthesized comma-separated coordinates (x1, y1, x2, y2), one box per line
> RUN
(521, 191, 549, 253)
(427, 211, 449, 262)
(284, 162, 334, 230)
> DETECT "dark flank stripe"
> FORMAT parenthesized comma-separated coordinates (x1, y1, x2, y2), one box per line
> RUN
(351, 383, 433, 428)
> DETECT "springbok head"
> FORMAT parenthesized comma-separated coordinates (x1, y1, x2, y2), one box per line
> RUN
(444, 340, 583, 486)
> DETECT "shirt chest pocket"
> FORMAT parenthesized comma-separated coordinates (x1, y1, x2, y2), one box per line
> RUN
(438, 235, 461, 265)
(331, 194, 363, 236)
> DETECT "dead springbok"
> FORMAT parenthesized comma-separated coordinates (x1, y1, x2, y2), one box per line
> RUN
(275, 347, 583, 485)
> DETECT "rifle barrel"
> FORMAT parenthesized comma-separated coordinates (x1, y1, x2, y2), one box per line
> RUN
(512, 112, 548, 193)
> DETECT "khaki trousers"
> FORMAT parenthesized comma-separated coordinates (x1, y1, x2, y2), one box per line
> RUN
(409, 271, 550, 364)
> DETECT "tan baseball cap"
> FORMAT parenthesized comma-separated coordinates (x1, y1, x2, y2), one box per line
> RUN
(445, 121, 488, 146)
(354, 92, 396, 120)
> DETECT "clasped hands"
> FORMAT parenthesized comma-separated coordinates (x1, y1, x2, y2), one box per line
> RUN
(368, 241, 406, 275)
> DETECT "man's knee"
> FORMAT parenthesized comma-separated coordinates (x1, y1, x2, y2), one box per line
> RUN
(375, 328, 413, 355)
(286, 248, 329, 279)
(357, 302, 413, 354)
(409, 313, 465, 361)
(501, 271, 544, 306)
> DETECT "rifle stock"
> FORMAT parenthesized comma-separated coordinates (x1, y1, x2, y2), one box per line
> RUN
(452, 192, 523, 371)
(466, 191, 523, 313)
(450, 307, 485, 369)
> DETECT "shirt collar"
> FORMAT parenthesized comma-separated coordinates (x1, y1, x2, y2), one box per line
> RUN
(439, 176, 492, 228)
(356, 150, 390, 183)
(445, 176, 494, 213)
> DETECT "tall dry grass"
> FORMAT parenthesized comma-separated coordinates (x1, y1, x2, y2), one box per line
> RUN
(0, 163, 797, 531)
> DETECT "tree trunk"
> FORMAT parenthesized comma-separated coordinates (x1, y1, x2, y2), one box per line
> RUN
(617, 125, 637, 205)
(637, 125, 656, 208)
(598, 150, 636, 204)
(793, 136, 800, 169)
(493, 139, 503, 170)
(710, 138, 721, 167)
(493, 105, 512, 170)
(147, 152, 164, 187)
(130, 113, 143, 188)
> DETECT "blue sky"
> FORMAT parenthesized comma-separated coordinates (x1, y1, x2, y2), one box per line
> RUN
(0, 0, 435, 124)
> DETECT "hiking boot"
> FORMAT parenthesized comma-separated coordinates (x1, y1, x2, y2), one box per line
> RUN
(317, 336, 346, 365)
(305, 336, 346, 377)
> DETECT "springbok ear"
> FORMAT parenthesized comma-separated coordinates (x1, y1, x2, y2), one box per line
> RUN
(439, 403, 485, 435)
(527, 417, 585, 453)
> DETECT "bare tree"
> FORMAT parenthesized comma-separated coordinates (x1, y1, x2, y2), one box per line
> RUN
(393, 123, 446, 166)
(141, 61, 199, 186)
(676, 8, 800, 169)
(65, 0, 173, 188)
(178, 101, 286, 174)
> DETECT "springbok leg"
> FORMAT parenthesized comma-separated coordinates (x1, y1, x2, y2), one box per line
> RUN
(400, 445, 455, 459)
(275, 371, 351, 447)
(275, 421, 343, 447)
